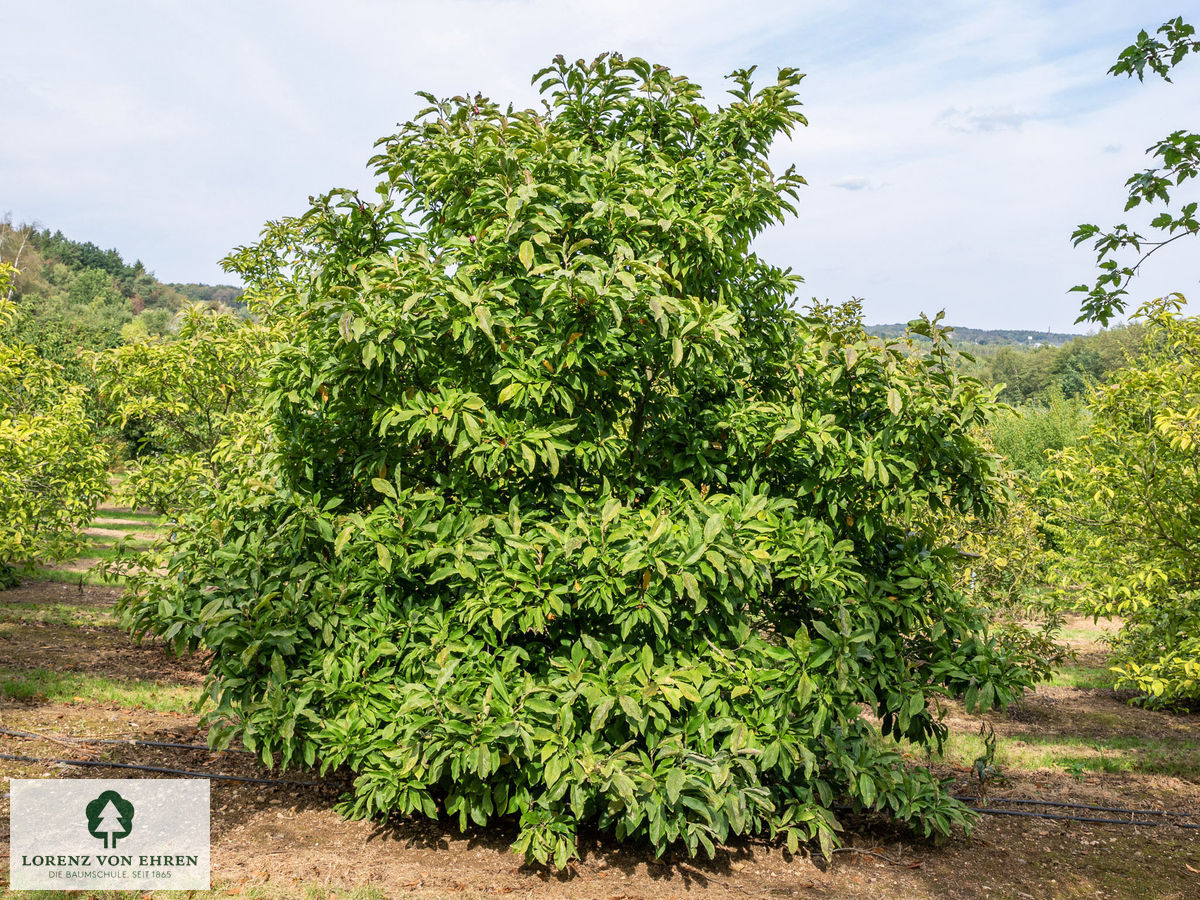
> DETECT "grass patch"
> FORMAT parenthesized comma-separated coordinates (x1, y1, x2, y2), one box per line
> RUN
(935, 729, 1200, 781)
(0, 602, 116, 626)
(26, 568, 124, 587)
(1057, 618, 1119, 644)
(0, 668, 200, 714)
(71, 545, 124, 562)
(83, 538, 160, 554)
(89, 517, 166, 531)
(1048, 664, 1118, 690)
(94, 508, 164, 523)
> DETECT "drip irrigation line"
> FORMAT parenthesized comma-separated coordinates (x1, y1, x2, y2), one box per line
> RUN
(0, 725, 253, 754)
(835, 802, 1200, 830)
(0, 753, 323, 786)
(970, 806, 1200, 829)
(954, 794, 1193, 819)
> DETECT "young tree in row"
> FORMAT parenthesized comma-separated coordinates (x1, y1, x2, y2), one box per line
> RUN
(1047, 296, 1200, 705)
(0, 263, 108, 586)
(91, 306, 272, 514)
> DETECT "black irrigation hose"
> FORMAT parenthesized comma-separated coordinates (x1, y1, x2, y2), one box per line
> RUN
(0, 753, 323, 787)
(0, 726, 253, 754)
(970, 806, 1200, 829)
(835, 801, 1200, 831)
(954, 794, 1194, 818)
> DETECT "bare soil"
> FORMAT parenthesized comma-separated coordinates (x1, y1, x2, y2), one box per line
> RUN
(2, 590, 1198, 899)
(0, 580, 207, 684)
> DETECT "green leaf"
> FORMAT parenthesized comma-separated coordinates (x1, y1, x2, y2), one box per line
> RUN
(859, 772, 876, 807)
(591, 697, 615, 731)
(680, 571, 700, 600)
(475, 306, 494, 339)
(333, 523, 354, 556)
(666, 768, 684, 805)
(703, 513, 722, 543)
(908, 692, 925, 717)
(371, 478, 397, 499)
(519, 241, 534, 271)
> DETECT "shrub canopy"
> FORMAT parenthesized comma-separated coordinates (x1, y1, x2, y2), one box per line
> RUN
(124, 56, 1036, 865)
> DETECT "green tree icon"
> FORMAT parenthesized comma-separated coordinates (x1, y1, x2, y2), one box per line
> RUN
(85, 790, 134, 849)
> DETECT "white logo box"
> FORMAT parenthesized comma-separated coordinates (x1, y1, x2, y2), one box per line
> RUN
(9, 778, 210, 890)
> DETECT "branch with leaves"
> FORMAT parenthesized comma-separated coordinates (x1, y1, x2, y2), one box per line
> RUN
(1071, 17, 1198, 325)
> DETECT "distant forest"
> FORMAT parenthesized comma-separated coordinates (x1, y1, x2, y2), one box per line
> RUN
(863, 320, 1145, 405)
(864, 323, 1081, 347)
(0, 219, 242, 357)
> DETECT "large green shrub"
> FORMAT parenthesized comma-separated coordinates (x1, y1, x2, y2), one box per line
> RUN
(123, 56, 1038, 864)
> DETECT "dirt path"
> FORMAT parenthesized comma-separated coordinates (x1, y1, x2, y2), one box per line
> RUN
(1, 590, 1198, 899)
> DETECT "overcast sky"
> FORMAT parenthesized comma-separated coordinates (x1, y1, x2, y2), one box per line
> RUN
(4, 0, 1197, 330)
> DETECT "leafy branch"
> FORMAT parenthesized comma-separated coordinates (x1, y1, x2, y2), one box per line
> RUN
(1071, 18, 1199, 325)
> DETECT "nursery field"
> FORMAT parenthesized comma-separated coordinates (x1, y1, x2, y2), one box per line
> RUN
(2, 565, 1197, 899)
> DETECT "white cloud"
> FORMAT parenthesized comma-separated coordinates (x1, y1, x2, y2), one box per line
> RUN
(831, 176, 883, 191)
(935, 106, 1036, 133)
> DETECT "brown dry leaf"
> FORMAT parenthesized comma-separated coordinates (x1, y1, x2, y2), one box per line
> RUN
(1185, 863, 1199, 874)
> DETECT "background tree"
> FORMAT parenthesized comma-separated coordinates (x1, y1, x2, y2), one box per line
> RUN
(1046, 295, 1200, 705)
(122, 56, 1040, 866)
(0, 262, 109, 586)
(91, 306, 271, 514)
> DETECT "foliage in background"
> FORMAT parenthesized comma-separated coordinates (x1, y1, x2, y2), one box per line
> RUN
(1046, 296, 1200, 706)
(120, 56, 1043, 866)
(942, 467, 1064, 688)
(0, 262, 109, 586)
(0, 219, 245, 452)
(90, 307, 272, 514)
(967, 325, 1143, 405)
(988, 390, 1090, 479)
(863, 323, 1082, 347)
(1072, 17, 1198, 325)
